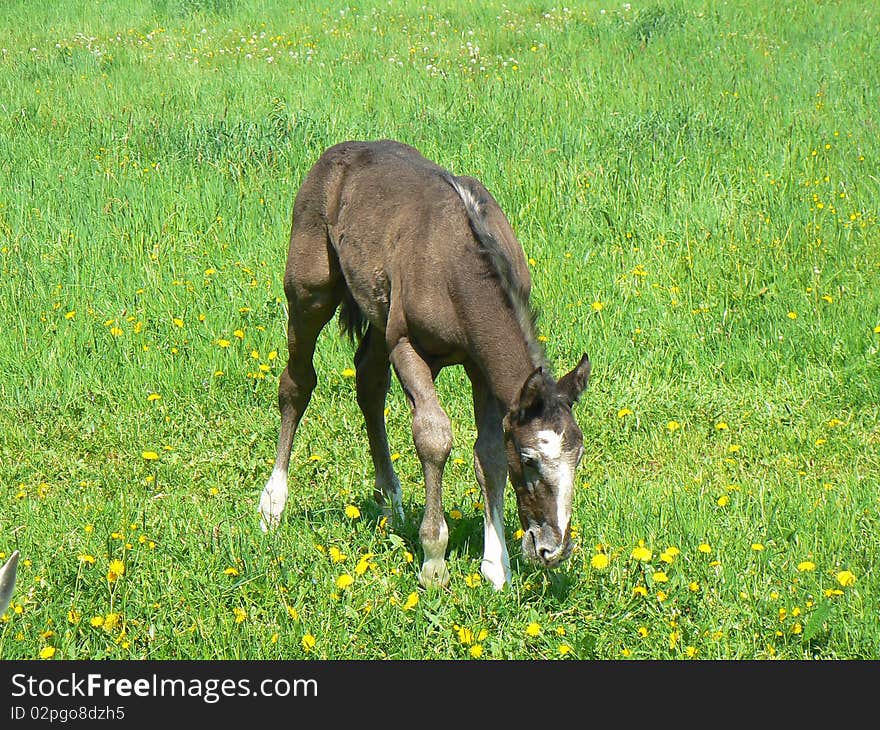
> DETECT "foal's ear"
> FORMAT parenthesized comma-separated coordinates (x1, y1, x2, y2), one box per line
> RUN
(515, 367, 553, 421)
(557, 353, 591, 407)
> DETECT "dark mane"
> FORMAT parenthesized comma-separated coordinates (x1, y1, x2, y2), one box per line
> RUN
(441, 172, 549, 369)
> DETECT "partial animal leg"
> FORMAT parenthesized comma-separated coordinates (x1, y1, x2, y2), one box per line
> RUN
(355, 325, 403, 523)
(389, 337, 452, 588)
(0, 550, 19, 616)
(260, 292, 339, 532)
(467, 365, 512, 590)
(260, 196, 343, 532)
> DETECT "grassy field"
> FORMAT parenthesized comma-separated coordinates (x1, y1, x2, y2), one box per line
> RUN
(0, 0, 878, 660)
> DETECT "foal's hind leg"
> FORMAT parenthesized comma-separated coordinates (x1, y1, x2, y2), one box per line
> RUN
(260, 292, 339, 531)
(260, 208, 342, 531)
(389, 337, 452, 588)
(355, 326, 404, 523)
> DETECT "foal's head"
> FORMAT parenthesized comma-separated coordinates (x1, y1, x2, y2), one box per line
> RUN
(503, 354, 591, 569)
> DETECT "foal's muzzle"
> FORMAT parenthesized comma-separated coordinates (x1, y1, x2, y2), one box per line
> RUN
(522, 525, 572, 568)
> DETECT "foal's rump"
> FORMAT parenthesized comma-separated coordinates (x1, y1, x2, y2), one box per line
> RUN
(311, 140, 477, 350)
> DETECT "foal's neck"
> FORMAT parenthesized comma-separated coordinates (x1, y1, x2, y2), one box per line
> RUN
(465, 298, 548, 409)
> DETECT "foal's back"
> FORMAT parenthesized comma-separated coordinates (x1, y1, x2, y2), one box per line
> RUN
(293, 139, 530, 362)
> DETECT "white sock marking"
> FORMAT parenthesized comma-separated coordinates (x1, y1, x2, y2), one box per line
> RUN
(259, 467, 288, 532)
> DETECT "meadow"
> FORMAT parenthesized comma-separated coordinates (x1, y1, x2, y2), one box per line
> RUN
(0, 0, 878, 660)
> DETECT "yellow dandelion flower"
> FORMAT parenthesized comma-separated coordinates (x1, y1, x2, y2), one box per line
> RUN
(301, 633, 316, 652)
(344, 505, 360, 519)
(514, 528, 524, 539)
(67, 609, 80, 623)
(698, 543, 711, 554)
(233, 329, 245, 339)
(65, 310, 76, 320)
(103, 613, 120, 631)
(109, 326, 123, 336)
(223, 567, 239, 576)
(685, 646, 697, 658)
(590, 553, 609, 570)
(450, 508, 463, 520)
(308, 454, 322, 462)
(787, 311, 797, 320)
(617, 408, 633, 418)
(464, 573, 482, 587)
(147, 393, 161, 402)
(638, 626, 649, 638)
(341, 367, 356, 378)
(403, 592, 419, 611)
(106, 559, 125, 583)
(715, 421, 729, 430)
(653, 572, 669, 583)
(39, 646, 56, 659)
(469, 644, 484, 658)
(836, 570, 856, 587)
(558, 644, 572, 656)
(797, 561, 816, 572)
(172, 318, 184, 328)
(591, 301, 604, 312)
(336, 574, 354, 589)
(717, 494, 730, 507)
(752, 543, 765, 551)
(233, 607, 247, 624)
(457, 626, 474, 645)
(666, 420, 680, 432)
(354, 557, 371, 576)
(78, 554, 96, 564)
(217, 339, 230, 348)
(403, 551, 413, 563)
(142, 451, 159, 461)
(631, 546, 653, 562)
(328, 547, 346, 564)
(90, 616, 104, 627)
(526, 622, 541, 637)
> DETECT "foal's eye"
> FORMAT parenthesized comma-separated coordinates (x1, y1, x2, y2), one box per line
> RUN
(521, 453, 539, 469)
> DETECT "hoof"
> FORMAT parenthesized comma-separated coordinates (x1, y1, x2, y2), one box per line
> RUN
(419, 559, 450, 588)
(259, 470, 288, 533)
(480, 559, 510, 591)
(258, 488, 283, 533)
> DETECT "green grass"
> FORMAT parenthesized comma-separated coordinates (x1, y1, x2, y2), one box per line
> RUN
(1, 0, 878, 660)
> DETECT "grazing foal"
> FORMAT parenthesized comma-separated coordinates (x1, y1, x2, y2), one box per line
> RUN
(260, 140, 590, 589)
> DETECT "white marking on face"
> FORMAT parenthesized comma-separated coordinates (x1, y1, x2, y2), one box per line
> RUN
(534, 429, 573, 536)
(536, 429, 563, 460)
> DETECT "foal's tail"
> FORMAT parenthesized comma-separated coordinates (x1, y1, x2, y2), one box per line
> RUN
(338, 290, 368, 343)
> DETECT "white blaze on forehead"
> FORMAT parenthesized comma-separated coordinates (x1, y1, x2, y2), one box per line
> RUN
(535, 429, 563, 460)
(534, 429, 574, 535)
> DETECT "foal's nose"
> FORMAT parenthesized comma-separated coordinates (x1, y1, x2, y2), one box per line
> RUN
(527, 526, 566, 567)
(538, 543, 565, 566)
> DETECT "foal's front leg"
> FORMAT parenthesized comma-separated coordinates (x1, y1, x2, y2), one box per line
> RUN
(389, 337, 452, 588)
(469, 367, 512, 590)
